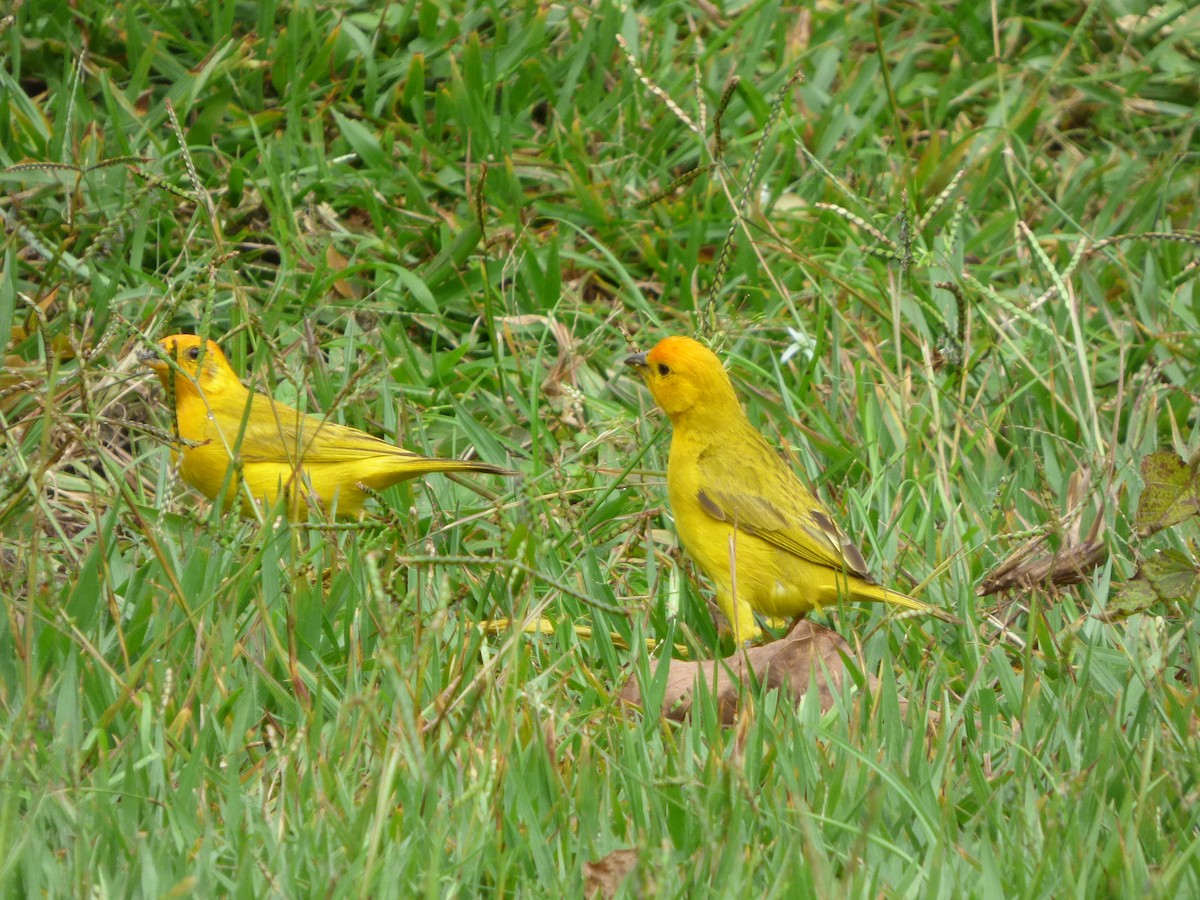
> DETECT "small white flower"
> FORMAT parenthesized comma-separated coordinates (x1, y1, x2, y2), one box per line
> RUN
(780, 326, 815, 365)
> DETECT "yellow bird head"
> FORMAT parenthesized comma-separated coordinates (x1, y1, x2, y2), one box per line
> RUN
(139, 334, 239, 400)
(624, 335, 740, 422)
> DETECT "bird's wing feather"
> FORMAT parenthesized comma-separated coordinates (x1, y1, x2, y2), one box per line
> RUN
(695, 435, 874, 580)
(230, 394, 425, 464)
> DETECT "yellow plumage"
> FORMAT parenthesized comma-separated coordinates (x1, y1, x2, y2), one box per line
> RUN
(626, 335, 931, 642)
(140, 334, 513, 518)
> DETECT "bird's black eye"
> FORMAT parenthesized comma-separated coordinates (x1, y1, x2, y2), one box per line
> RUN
(657, 363, 671, 376)
(187, 346, 200, 360)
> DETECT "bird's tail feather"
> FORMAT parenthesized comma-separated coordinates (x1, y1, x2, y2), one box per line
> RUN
(852, 580, 960, 623)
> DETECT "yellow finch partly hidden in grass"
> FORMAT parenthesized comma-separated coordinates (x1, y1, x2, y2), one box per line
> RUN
(626, 335, 933, 643)
(141, 334, 513, 518)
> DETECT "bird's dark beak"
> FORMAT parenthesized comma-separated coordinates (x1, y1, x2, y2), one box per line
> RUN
(624, 351, 647, 370)
(138, 344, 167, 369)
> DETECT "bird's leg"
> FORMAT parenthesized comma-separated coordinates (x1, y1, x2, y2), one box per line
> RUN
(786, 611, 810, 633)
(726, 531, 761, 644)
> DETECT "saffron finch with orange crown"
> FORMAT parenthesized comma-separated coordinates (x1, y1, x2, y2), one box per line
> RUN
(141, 334, 513, 518)
(626, 335, 935, 642)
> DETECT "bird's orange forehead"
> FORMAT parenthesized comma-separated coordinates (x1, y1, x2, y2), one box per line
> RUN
(161, 334, 203, 353)
(157, 334, 226, 361)
(646, 336, 718, 369)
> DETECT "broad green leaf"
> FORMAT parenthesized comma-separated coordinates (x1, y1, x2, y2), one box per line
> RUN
(1134, 450, 1200, 537)
(1112, 549, 1200, 617)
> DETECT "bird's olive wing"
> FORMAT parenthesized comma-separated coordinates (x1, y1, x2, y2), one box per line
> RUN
(695, 440, 874, 580)
(233, 396, 418, 464)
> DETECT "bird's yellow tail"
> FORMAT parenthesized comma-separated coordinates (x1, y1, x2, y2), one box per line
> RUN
(851, 579, 957, 622)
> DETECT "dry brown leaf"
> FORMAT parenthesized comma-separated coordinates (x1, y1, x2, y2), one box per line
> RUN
(619, 620, 865, 724)
(498, 314, 584, 427)
(979, 469, 1108, 596)
(583, 848, 640, 899)
(325, 244, 361, 300)
(978, 513, 1107, 596)
(498, 314, 579, 396)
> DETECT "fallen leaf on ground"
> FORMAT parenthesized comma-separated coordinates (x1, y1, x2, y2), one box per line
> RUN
(583, 848, 640, 899)
(979, 480, 1107, 595)
(619, 620, 868, 724)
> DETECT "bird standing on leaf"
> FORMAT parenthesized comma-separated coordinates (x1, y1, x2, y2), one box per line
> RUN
(140, 334, 513, 518)
(626, 335, 934, 643)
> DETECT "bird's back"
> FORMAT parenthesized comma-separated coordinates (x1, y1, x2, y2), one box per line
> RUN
(186, 387, 505, 516)
(672, 414, 862, 569)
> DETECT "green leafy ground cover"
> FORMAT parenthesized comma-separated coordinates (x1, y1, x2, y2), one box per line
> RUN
(2, 1, 1199, 895)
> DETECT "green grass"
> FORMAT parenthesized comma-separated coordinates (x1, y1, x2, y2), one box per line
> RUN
(3, 0, 1199, 895)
